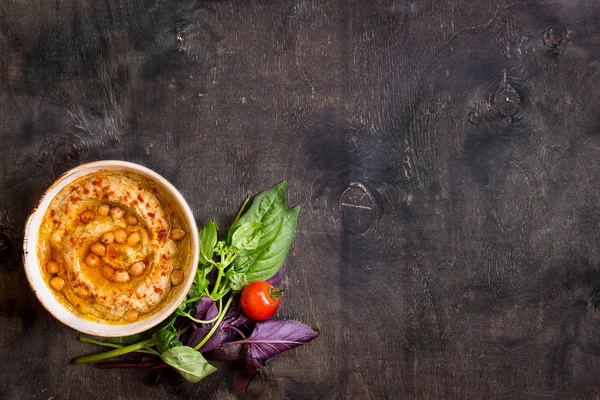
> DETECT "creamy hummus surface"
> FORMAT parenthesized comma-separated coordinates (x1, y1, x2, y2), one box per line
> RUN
(37, 170, 191, 323)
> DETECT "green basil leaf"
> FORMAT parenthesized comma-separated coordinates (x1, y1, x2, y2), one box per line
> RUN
(175, 302, 187, 315)
(197, 268, 211, 293)
(227, 181, 287, 254)
(231, 221, 264, 253)
(245, 206, 300, 282)
(183, 266, 212, 310)
(199, 220, 218, 265)
(153, 325, 182, 353)
(186, 280, 201, 301)
(225, 269, 248, 292)
(161, 346, 217, 383)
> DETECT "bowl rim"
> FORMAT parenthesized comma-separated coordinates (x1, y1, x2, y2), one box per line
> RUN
(23, 160, 199, 337)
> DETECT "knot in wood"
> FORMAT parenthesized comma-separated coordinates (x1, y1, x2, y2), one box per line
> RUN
(542, 26, 566, 49)
(53, 143, 80, 175)
(340, 183, 375, 234)
(467, 111, 479, 125)
(493, 85, 520, 117)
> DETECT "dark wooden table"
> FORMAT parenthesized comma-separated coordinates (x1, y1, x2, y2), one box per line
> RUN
(2, 0, 600, 398)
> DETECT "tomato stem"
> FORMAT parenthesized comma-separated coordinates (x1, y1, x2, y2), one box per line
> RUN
(269, 286, 284, 300)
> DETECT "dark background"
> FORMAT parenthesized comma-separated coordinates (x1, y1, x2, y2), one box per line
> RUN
(2, 0, 600, 399)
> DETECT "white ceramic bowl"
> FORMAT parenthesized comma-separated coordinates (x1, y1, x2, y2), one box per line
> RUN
(23, 160, 199, 337)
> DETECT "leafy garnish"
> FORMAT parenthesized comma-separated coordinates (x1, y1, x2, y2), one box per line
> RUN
(152, 323, 182, 353)
(228, 319, 318, 360)
(230, 221, 264, 253)
(245, 206, 300, 282)
(199, 220, 218, 266)
(228, 181, 287, 255)
(161, 346, 217, 383)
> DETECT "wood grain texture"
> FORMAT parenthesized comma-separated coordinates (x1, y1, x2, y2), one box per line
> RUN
(2, 0, 600, 398)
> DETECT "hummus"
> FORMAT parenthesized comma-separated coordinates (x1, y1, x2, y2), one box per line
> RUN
(36, 170, 191, 323)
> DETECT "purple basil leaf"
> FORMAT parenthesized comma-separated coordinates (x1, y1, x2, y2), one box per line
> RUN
(241, 319, 318, 360)
(223, 299, 255, 333)
(205, 303, 219, 322)
(222, 294, 243, 322)
(266, 267, 283, 286)
(245, 349, 267, 369)
(185, 326, 210, 348)
(227, 314, 254, 333)
(178, 329, 192, 346)
(234, 315, 255, 333)
(223, 297, 240, 320)
(195, 296, 215, 320)
(186, 324, 236, 352)
(200, 327, 235, 352)
(177, 320, 196, 344)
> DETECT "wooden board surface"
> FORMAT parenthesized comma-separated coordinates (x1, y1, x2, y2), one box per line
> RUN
(2, 0, 600, 398)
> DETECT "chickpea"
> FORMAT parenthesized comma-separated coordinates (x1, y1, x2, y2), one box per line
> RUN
(101, 266, 115, 280)
(112, 270, 130, 283)
(80, 210, 95, 223)
(46, 261, 59, 275)
(85, 253, 101, 268)
(50, 231, 62, 244)
(50, 276, 65, 291)
(110, 206, 125, 221)
(114, 228, 128, 244)
(90, 242, 106, 257)
(51, 249, 62, 262)
(170, 270, 184, 286)
(128, 261, 145, 277)
(125, 214, 138, 225)
(100, 231, 115, 245)
(126, 231, 141, 247)
(97, 204, 110, 216)
(123, 309, 139, 322)
(171, 229, 186, 241)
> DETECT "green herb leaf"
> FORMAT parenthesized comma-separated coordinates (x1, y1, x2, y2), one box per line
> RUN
(175, 302, 189, 316)
(199, 220, 218, 265)
(228, 181, 287, 254)
(196, 267, 211, 293)
(186, 281, 201, 301)
(231, 221, 264, 253)
(153, 325, 182, 353)
(245, 206, 300, 282)
(161, 346, 217, 383)
(225, 269, 248, 292)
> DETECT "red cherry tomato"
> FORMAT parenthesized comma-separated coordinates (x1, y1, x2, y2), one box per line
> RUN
(240, 281, 282, 320)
